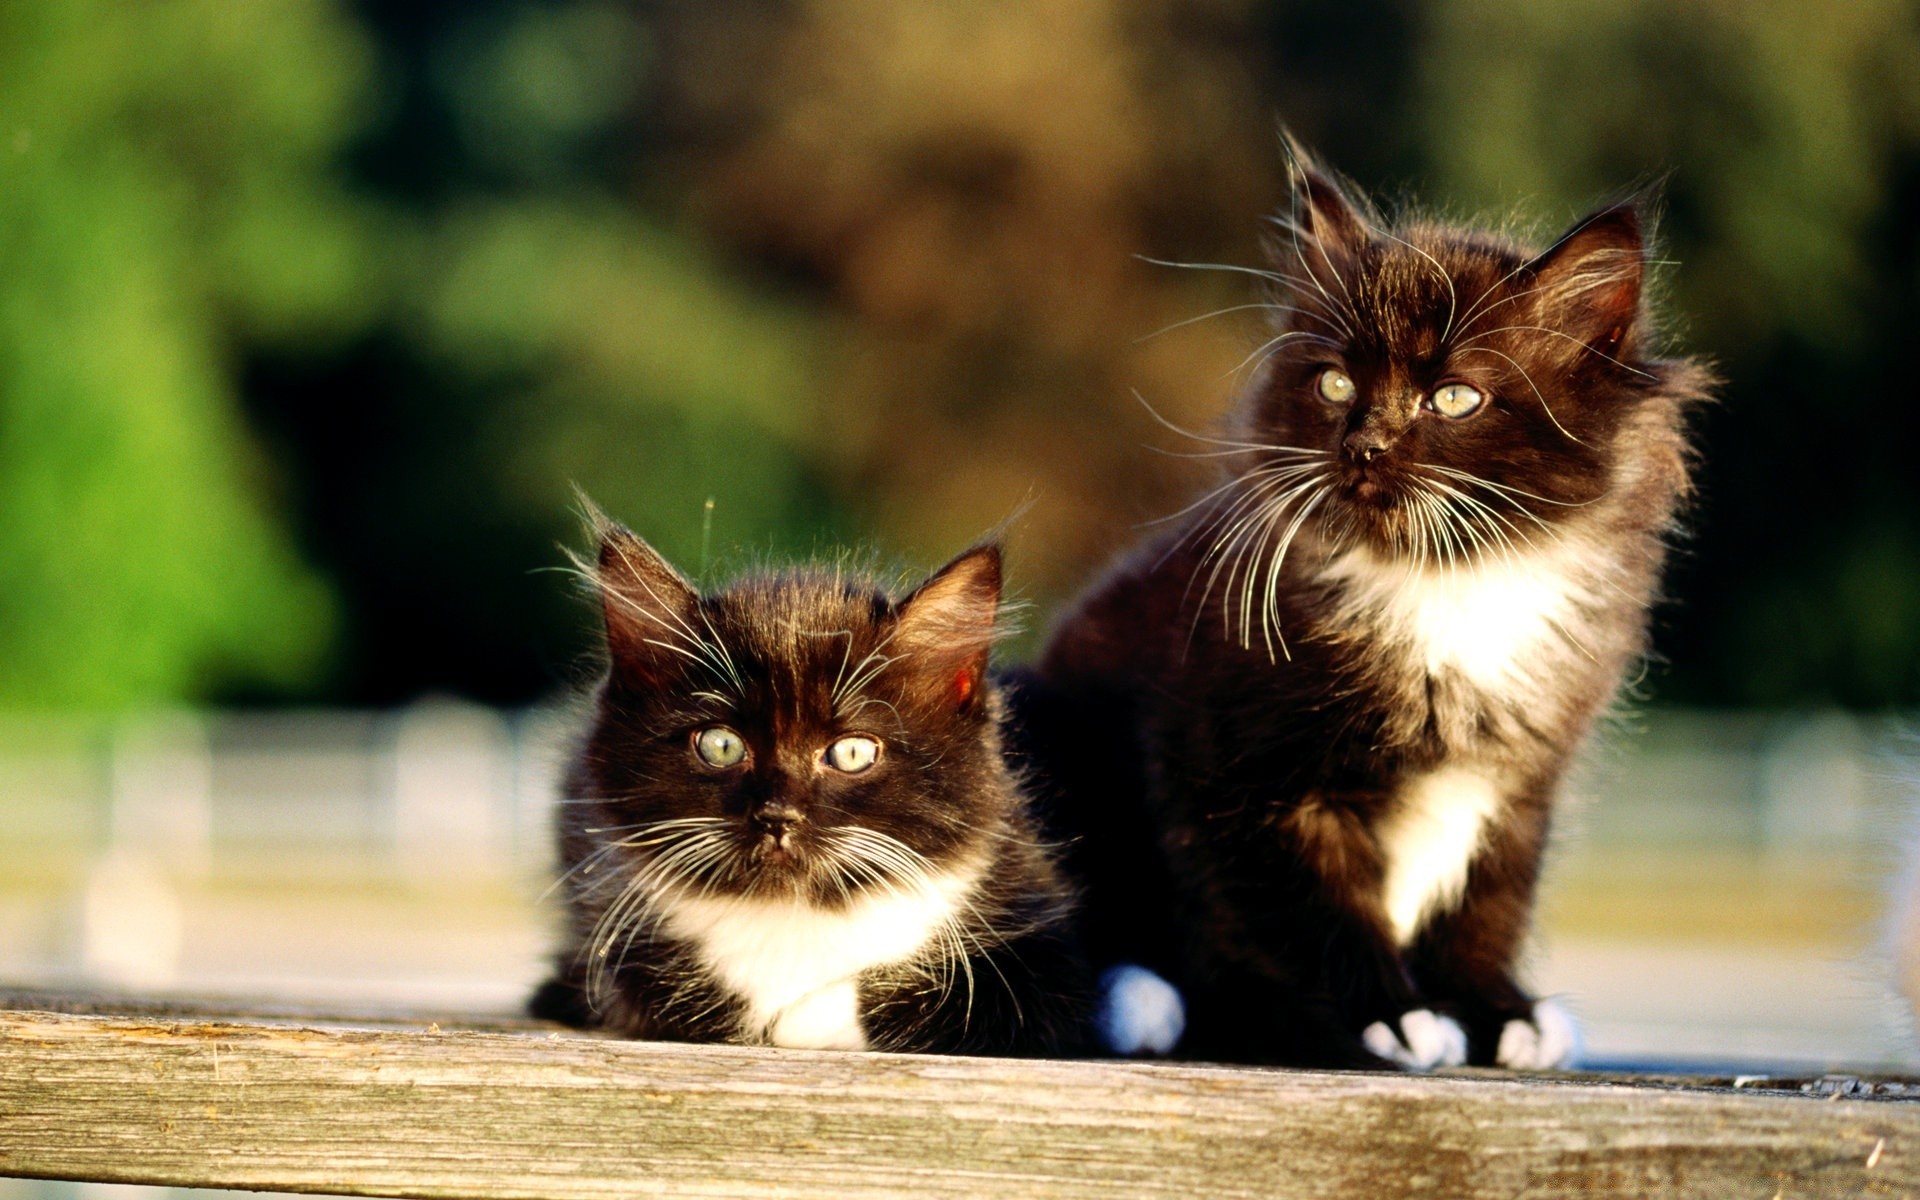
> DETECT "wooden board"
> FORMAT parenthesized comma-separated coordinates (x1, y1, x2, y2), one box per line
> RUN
(0, 1002, 1914, 1200)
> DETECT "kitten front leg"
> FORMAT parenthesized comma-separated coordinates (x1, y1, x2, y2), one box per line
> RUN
(1180, 898, 1454, 1069)
(1409, 797, 1577, 1068)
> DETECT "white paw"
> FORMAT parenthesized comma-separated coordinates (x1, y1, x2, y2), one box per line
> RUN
(1495, 997, 1580, 1069)
(765, 981, 867, 1051)
(1095, 964, 1186, 1056)
(1362, 1008, 1468, 1070)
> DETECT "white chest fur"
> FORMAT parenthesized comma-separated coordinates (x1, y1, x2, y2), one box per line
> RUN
(1317, 540, 1603, 697)
(1314, 544, 1604, 944)
(656, 865, 979, 1050)
(1376, 766, 1504, 944)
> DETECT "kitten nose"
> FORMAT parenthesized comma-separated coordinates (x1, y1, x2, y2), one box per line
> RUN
(751, 800, 805, 834)
(1345, 397, 1415, 464)
(1344, 429, 1390, 464)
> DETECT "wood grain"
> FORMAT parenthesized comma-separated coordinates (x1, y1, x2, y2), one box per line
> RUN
(0, 1004, 1913, 1199)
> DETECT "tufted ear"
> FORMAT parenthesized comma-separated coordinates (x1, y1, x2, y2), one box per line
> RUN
(893, 544, 1002, 713)
(1278, 137, 1372, 265)
(1525, 204, 1645, 358)
(593, 523, 701, 689)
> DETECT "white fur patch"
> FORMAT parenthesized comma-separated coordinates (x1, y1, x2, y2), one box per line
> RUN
(1377, 766, 1503, 945)
(1095, 964, 1186, 1056)
(657, 865, 980, 1050)
(1362, 1009, 1467, 1070)
(767, 980, 863, 1050)
(1318, 540, 1603, 696)
(1496, 997, 1580, 1069)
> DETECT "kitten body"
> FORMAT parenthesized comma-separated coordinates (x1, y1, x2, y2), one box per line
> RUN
(533, 522, 1092, 1055)
(1009, 155, 1709, 1068)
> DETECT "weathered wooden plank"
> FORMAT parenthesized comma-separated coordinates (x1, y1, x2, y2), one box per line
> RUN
(0, 1005, 1912, 1200)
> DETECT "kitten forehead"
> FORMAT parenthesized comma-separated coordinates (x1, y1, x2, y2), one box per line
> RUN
(693, 575, 896, 723)
(1332, 232, 1524, 357)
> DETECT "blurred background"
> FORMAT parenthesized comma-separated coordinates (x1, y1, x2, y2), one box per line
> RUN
(2, 0, 1919, 1164)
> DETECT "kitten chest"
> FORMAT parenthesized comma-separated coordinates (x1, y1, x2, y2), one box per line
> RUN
(1314, 542, 1609, 943)
(656, 865, 981, 1050)
(1317, 539, 1610, 721)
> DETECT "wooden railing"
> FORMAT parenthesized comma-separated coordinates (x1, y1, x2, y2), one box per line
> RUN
(1, 992, 1913, 1199)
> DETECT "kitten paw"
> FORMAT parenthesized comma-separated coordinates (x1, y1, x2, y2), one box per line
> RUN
(1495, 997, 1580, 1069)
(766, 981, 867, 1051)
(1361, 1009, 1468, 1070)
(1095, 963, 1186, 1055)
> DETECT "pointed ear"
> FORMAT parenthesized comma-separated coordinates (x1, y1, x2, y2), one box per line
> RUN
(1525, 204, 1644, 357)
(893, 544, 1002, 713)
(1279, 138, 1371, 262)
(593, 524, 700, 688)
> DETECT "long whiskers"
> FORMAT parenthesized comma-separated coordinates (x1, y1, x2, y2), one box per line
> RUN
(1179, 455, 1337, 661)
(820, 827, 1029, 1040)
(577, 816, 738, 1011)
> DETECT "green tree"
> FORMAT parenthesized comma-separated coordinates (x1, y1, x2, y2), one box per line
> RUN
(0, 0, 378, 708)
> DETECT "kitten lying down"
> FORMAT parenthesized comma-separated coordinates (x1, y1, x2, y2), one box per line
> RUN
(531, 515, 1093, 1056)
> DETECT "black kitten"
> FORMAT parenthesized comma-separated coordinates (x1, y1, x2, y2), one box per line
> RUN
(531, 515, 1092, 1055)
(1009, 151, 1710, 1069)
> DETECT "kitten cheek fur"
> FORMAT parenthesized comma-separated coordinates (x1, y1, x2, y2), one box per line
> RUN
(533, 522, 1095, 1055)
(1019, 147, 1711, 1069)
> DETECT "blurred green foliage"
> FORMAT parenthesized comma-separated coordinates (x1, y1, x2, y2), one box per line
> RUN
(0, 0, 1915, 709)
(0, 0, 370, 707)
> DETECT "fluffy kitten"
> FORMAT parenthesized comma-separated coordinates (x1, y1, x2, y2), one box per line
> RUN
(531, 518, 1092, 1055)
(1008, 152, 1710, 1069)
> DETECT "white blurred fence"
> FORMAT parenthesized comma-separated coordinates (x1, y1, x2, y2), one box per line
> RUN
(0, 704, 1914, 1060)
(0, 702, 576, 1004)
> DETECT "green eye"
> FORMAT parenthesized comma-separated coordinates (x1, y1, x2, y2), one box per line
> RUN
(1431, 383, 1485, 419)
(1317, 369, 1357, 404)
(823, 735, 881, 774)
(693, 726, 747, 768)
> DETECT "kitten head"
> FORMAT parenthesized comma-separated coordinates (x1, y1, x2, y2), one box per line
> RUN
(565, 520, 1012, 913)
(1227, 150, 1675, 564)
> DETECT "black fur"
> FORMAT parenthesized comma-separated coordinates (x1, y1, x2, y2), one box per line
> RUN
(1013, 150, 1710, 1068)
(532, 518, 1093, 1055)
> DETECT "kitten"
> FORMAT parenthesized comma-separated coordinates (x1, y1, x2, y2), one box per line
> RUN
(530, 516, 1092, 1055)
(1007, 151, 1710, 1069)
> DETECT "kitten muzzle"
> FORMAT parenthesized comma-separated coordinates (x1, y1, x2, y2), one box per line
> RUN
(748, 802, 806, 856)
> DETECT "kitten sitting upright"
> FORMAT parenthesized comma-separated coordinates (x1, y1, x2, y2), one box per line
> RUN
(1009, 151, 1710, 1069)
(533, 515, 1092, 1055)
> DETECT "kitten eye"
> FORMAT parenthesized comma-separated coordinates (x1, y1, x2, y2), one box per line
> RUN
(692, 726, 748, 768)
(1317, 369, 1356, 405)
(823, 735, 881, 774)
(1430, 383, 1485, 419)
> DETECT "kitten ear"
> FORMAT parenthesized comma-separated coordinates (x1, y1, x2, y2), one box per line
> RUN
(593, 524, 701, 688)
(1280, 139, 1371, 261)
(1525, 204, 1644, 357)
(893, 544, 1002, 713)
